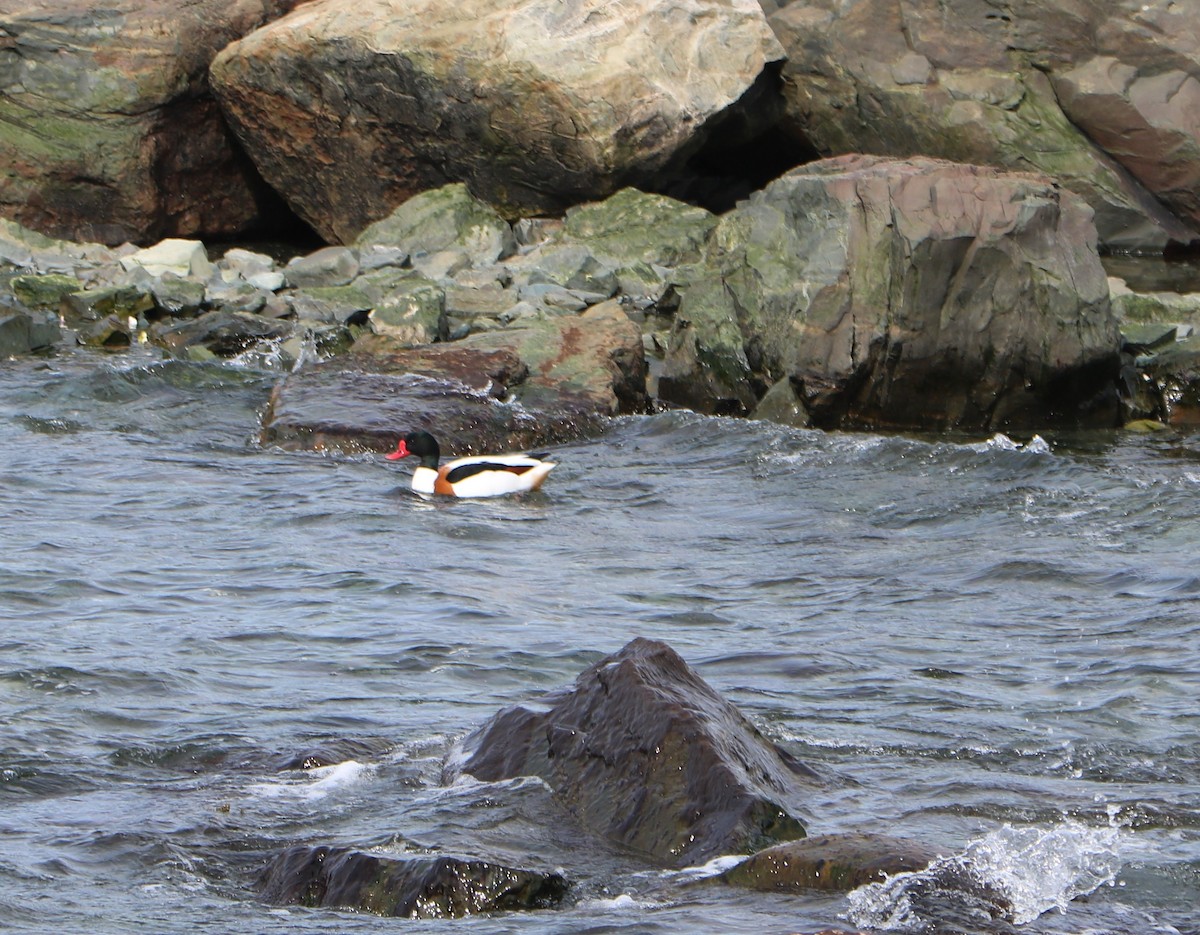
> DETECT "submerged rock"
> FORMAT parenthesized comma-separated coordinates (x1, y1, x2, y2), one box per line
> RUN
(451, 637, 816, 868)
(259, 845, 568, 918)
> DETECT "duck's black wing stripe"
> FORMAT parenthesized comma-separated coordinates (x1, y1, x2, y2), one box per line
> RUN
(445, 461, 535, 483)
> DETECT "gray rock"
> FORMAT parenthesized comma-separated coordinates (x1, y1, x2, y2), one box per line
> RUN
(767, 0, 1200, 251)
(0, 301, 60, 355)
(664, 155, 1123, 431)
(353, 184, 515, 265)
(284, 246, 361, 288)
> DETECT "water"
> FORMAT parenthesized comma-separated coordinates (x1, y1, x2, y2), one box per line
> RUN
(2, 345, 1199, 934)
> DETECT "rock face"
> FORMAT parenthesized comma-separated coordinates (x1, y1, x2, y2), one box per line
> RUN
(452, 637, 814, 868)
(259, 846, 568, 918)
(661, 155, 1122, 431)
(0, 0, 303, 245)
(208, 0, 785, 242)
(767, 0, 1200, 251)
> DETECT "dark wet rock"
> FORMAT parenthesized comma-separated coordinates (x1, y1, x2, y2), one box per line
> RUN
(0, 0, 304, 245)
(1142, 337, 1200, 425)
(258, 346, 598, 455)
(451, 637, 815, 868)
(663, 155, 1122, 431)
(149, 309, 293, 359)
(273, 738, 390, 772)
(0, 298, 59, 355)
(767, 0, 1200, 251)
(720, 833, 942, 892)
(208, 1, 783, 237)
(259, 845, 568, 918)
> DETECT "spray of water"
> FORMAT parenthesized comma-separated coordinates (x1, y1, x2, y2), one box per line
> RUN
(843, 820, 1123, 931)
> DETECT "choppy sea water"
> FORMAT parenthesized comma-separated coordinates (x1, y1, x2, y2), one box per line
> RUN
(2, 345, 1199, 935)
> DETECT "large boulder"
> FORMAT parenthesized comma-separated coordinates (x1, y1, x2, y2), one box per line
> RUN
(259, 846, 568, 918)
(208, 0, 785, 242)
(767, 0, 1200, 251)
(450, 637, 816, 868)
(662, 155, 1123, 431)
(0, 0, 301, 245)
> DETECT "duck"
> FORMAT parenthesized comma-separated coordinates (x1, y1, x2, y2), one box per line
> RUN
(385, 430, 556, 498)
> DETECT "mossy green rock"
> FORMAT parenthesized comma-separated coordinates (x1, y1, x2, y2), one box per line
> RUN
(354, 184, 515, 262)
(664, 155, 1122, 431)
(62, 286, 155, 324)
(563, 188, 717, 268)
(368, 279, 448, 346)
(11, 274, 82, 310)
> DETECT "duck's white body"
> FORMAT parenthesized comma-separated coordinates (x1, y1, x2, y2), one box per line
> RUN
(411, 454, 556, 498)
(387, 431, 556, 498)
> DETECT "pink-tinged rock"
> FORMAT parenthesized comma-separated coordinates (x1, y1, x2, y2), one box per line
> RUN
(209, 0, 784, 243)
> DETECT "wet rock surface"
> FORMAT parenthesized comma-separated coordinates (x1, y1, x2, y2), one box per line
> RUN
(452, 637, 816, 868)
(720, 833, 942, 891)
(258, 846, 568, 918)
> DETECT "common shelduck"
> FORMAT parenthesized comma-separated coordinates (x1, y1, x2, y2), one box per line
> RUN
(385, 430, 556, 498)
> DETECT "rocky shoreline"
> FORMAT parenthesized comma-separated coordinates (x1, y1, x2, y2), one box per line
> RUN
(2, 171, 1199, 446)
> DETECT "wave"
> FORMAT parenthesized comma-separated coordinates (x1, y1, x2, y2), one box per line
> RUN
(843, 819, 1123, 930)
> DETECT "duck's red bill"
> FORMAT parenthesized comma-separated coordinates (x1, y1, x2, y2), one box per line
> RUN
(385, 441, 409, 461)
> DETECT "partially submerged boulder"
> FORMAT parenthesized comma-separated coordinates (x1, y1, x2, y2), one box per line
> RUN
(208, 0, 785, 240)
(261, 295, 646, 453)
(720, 833, 942, 892)
(258, 344, 599, 454)
(662, 155, 1122, 431)
(451, 637, 816, 868)
(259, 846, 568, 918)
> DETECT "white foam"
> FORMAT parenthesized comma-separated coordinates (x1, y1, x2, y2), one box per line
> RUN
(843, 819, 1123, 930)
(972, 433, 1052, 454)
(248, 759, 372, 801)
